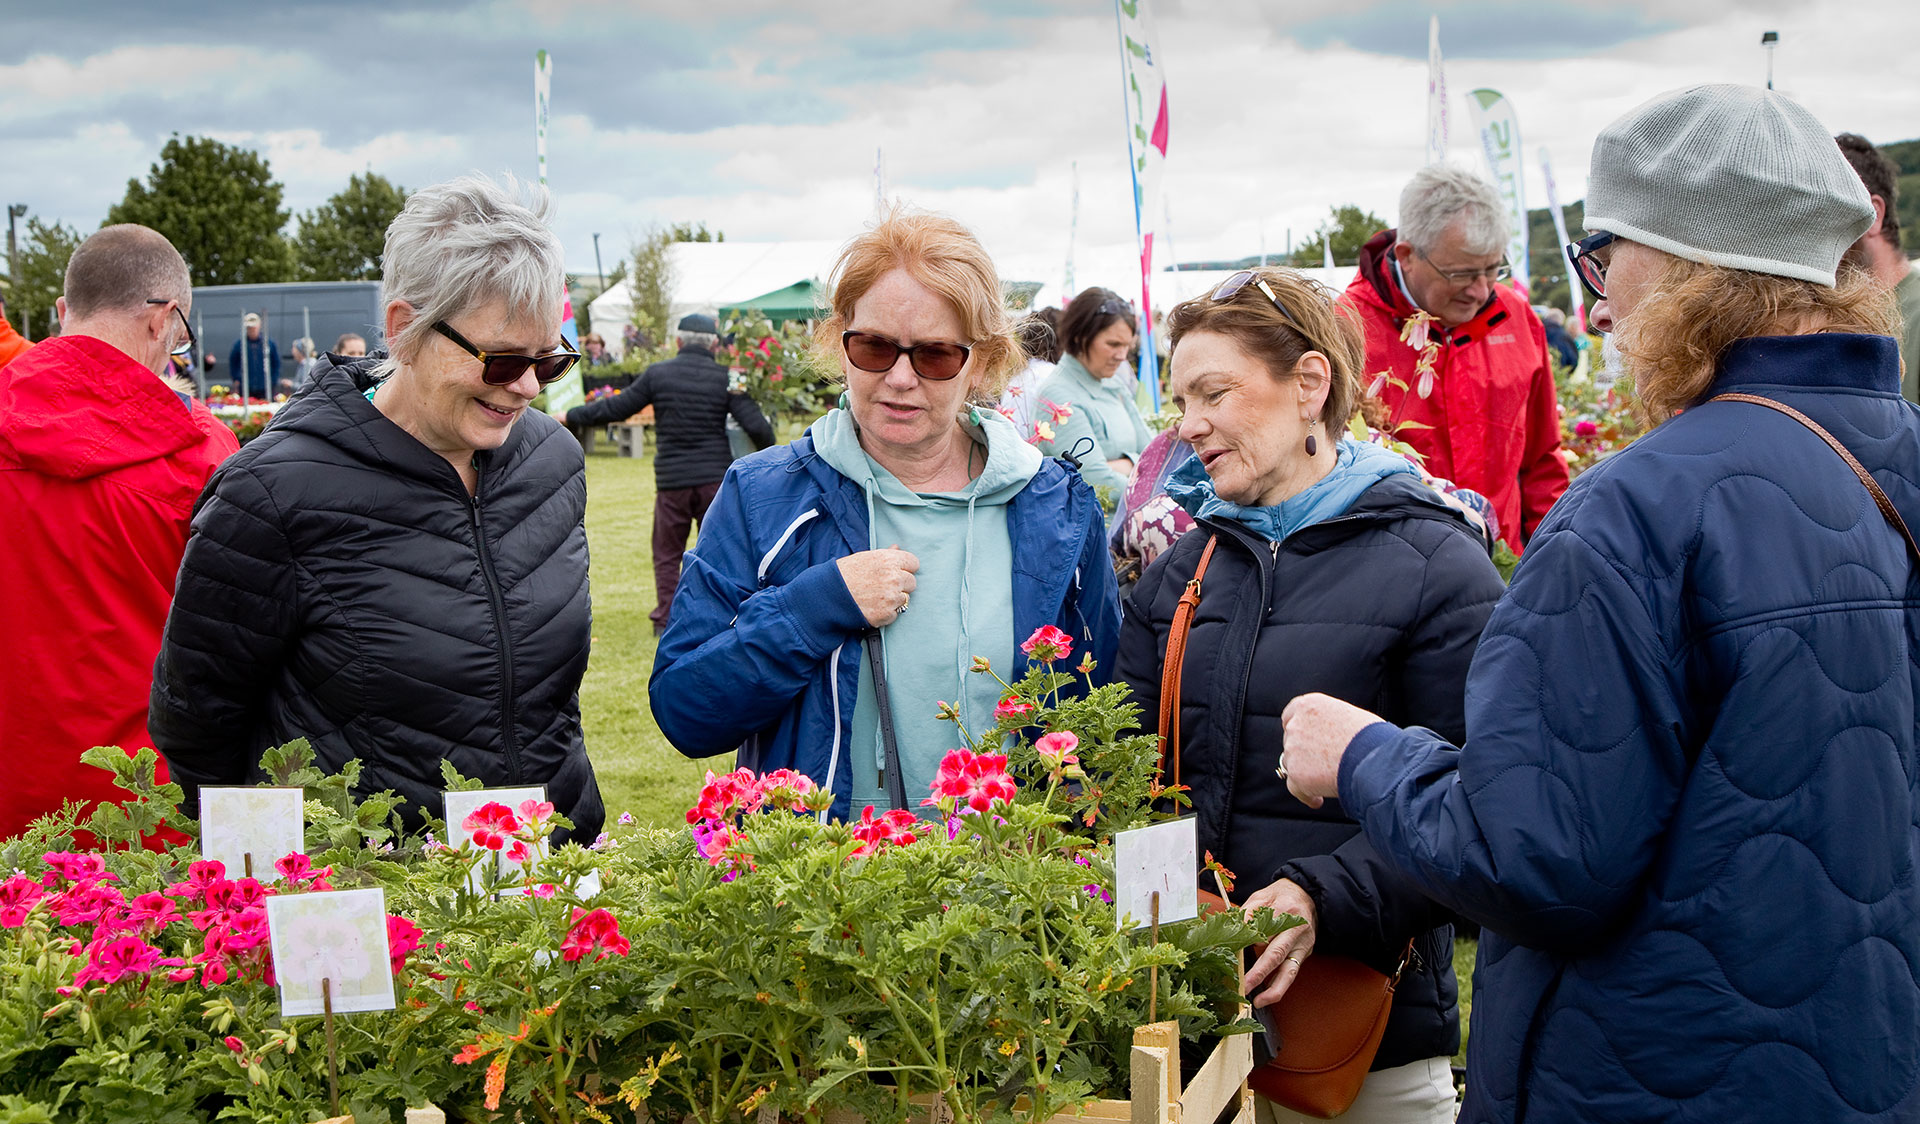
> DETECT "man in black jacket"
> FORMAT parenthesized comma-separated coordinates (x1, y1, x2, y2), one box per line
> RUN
(557, 313, 775, 632)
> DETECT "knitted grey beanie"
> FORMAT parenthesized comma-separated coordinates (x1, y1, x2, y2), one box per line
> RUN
(1585, 84, 1872, 287)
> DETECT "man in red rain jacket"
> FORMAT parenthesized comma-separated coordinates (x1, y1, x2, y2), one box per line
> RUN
(0, 224, 238, 839)
(1342, 166, 1569, 551)
(0, 294, 32, 369)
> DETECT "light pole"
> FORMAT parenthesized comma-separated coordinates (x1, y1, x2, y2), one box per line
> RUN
(1761, 30, 1779, 90)
(6, 203, 26, 332)
(592, 232, 606, 293)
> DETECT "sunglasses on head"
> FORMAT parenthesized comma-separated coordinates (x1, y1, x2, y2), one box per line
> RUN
(433, 321, 580, 386)
(841, 330, 971, 381)
(1210, 269, 1328, 350)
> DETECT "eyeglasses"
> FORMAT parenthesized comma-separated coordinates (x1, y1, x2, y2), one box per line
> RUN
(841, 330, 972, 381)
(433, 321, 581, 386)
(1415, 248, 1512, 287)
(146, 298, 195, 358)
(1566, 231, 1616, 302)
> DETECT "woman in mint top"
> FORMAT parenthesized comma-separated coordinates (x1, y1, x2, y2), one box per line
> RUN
(650, 211, 1120, 819)
(1036, 288, 1153, 512)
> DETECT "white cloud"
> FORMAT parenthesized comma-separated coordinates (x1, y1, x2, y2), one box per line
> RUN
(0, 44, 314, 120)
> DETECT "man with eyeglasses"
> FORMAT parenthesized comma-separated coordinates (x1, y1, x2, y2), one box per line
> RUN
(553, 312, 775, 634)
(1342, 165, 1569, 552)
(0, 223, 237, 841)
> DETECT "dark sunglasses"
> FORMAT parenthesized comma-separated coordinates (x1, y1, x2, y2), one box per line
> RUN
(841, 330, 971, 381)
(433, 321, 580, 386)
(1567, 231, 1616, 302)
(146, 298, 196, 358)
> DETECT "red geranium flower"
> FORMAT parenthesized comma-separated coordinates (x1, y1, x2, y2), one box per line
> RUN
(849, 806, 921, 857)
(993, 696, 1034, 721)
(0, 875, 46, 928)
(386, 914, 423, 974)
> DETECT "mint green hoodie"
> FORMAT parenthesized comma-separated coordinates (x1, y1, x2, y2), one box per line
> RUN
(812, 405, 1041, 814)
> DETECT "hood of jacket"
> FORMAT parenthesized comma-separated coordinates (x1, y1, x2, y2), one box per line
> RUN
(1166, 437, 1422, 542)
(809, 403, 1041, 513)
(1351, 227, 1503, 330)
(0, 335, 214, 481)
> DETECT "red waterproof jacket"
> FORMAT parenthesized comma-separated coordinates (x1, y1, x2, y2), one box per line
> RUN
(0, 312, 31, 370)
(0, 336, 237, 839)
(1341, 229, 1569, 550)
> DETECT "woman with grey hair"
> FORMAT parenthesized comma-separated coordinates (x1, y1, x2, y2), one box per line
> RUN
(152, 174, 604, 845)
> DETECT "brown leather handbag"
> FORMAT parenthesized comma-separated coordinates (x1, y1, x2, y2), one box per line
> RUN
(1162, 535, 1413, 1119)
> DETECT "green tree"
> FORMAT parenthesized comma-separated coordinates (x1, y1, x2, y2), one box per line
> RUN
(1291, 204, 1388, 269)
(291, 172, 407, 281)
(6, 216, 85, 341)
(670, 221, 724, 243)
(629, 227, 677, 343)
(107, 134, 294, 286)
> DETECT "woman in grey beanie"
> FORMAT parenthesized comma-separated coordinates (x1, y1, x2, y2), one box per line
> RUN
(1276, 84, 1917, 1124)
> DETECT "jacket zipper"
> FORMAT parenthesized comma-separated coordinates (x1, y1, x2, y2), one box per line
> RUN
(469, 480, 523, 784)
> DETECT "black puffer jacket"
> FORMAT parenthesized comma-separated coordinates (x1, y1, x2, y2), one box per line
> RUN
(567, 345, 775, 490)
(1116, 473, 1504, 1071)
(151, 359, 603, 844)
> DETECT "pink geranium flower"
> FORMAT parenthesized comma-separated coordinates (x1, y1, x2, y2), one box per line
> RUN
(922, 748, 1018, 815)
(560, 907, 630, 962)
(73, 933, 179, 987)
(0, 875, 46, 928)
(166, 860, 227, 901)
(1020, 625, 1073, 664)
(41, 852, 114, 887)
(463, 802, 520, 851)
(993, 696, 1034, 721)
(849, 806, 921, 857)
(1034, 731, 1081, 769)
(386, 914, 423, 974)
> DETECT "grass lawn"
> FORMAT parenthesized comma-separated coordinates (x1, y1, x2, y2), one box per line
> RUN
(578, 446, 722, 828)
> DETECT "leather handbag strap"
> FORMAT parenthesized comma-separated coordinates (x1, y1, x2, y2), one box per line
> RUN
(864, 633, 909, 812)
(1709, 393, 1920, 565)
(1157, 534, 1220, 789)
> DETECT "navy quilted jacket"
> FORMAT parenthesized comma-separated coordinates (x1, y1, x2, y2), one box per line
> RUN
(1338, 335, 1920, 1122)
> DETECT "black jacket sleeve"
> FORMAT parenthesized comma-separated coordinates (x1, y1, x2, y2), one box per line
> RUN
(1276, 525, 1502, 961)
(149, 464, 300, 808)
(567, 370, 654, 427)
(729, 392, 776, 450)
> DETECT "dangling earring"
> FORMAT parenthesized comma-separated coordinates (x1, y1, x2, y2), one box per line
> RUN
(1304, 419, 1319, 457)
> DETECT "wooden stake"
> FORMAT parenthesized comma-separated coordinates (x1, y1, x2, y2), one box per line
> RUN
(323, 977, 341, 1118)
(243, 851, 253, 880)
(1148, 890, 1160, 1024)
(1211, 871, 1251, 1113)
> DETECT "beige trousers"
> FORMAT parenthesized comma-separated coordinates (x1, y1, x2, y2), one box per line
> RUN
(1253, 1056, 1458, 1124)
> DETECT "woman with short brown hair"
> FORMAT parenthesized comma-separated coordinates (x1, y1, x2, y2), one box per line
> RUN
(1117, 265, 1505, 1122)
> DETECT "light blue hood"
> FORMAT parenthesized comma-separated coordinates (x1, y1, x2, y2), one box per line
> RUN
(1166, 437, 1419, 542)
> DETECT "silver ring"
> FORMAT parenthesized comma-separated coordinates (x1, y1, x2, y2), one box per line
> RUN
(897, 594, 910, 615)
(1274, 755, 1289, 781)
(1285, 956, 1301, 968)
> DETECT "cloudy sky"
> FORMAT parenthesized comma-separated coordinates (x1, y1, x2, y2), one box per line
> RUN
(5, 0, 1917, 291)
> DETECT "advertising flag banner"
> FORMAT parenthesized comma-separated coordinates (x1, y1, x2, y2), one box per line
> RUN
(1426, 16, 1448, 165)
(1115, 0, 1169, 407)
(535, 49, 552, 186)
(1466, 88, 1529, 295)
(1539, 147, 1584, 333)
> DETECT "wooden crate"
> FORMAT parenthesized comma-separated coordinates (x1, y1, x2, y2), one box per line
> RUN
(817, 1021, 1254, 1124)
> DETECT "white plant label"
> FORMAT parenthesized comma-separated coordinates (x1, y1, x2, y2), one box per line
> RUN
(199, 786, 305, 879)
(443, 786, 549, 895)
(267, 887, 395, 1017)
(1113, 816, 1198, 931)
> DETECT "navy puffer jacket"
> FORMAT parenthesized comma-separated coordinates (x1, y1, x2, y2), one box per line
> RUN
(1117, 473, 1506, 1071)
(151, 359, 603, 844)
(1340, 335, 1920, 1122)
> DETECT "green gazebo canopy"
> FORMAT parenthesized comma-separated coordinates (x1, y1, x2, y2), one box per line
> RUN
(719, 280, 826, 325)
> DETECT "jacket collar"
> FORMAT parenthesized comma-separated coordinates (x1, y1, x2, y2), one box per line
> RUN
(269, 360, 525, 492)
(1712, 334, 1902, 397)
(1352, 228, 1506, 341)
(0, 335, 213, 480)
